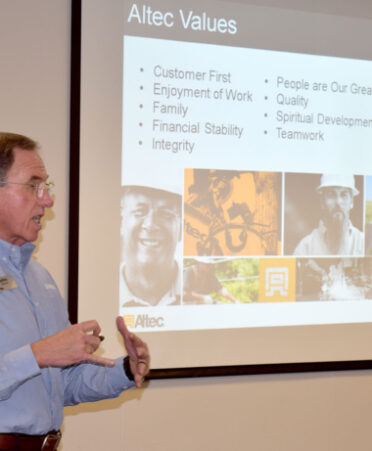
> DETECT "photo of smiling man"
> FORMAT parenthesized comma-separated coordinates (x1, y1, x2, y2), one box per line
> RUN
(119, 180, 182, 307)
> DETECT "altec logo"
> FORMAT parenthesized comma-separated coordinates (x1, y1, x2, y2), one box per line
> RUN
(259, 258, 296, 302)
(124, 314, 165, 329)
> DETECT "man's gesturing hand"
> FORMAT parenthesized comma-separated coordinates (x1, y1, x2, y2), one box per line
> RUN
(116, 316, 150, 388)
(31, 320, 115, 368)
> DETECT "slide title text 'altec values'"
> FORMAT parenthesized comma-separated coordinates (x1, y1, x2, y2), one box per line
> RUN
(127, 4, 237, 34)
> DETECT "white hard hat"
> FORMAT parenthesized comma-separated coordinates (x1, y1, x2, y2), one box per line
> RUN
(122, 165, 183, 197)
(316, 174, 359, 196)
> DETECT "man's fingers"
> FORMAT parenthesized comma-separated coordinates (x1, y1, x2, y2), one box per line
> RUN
(116, 315, 124, 331)
(134, 339, 150, 360)
(117, 316, 137, 355)
(117, 316, 150, 384)
(134, 362, 148, 388)
(80, 319, 101, 337)
(134, 359, 150, 387)
(85, 338, 101, 355)
(116, 316, 131, 339)
(134, 374, 144, 388)
(137, 360, 148, 376)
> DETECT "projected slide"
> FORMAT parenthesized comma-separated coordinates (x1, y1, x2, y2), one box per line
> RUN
(119, 36, 372, 332)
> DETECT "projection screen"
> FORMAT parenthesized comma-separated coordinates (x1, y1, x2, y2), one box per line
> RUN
(76, 0, 372, 372)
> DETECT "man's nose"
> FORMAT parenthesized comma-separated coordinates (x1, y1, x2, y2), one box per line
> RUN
(141, 210, 159, 228)
(39, 190, 54, 208)
(335, 193, 344, 205)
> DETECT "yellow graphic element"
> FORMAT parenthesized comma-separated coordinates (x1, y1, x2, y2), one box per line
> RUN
(183, 169, 281, 256)
(123, 314, 135, 328)
(259, 258, 296, 302)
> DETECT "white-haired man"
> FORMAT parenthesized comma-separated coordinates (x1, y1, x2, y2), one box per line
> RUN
(0, 132, 150, 450)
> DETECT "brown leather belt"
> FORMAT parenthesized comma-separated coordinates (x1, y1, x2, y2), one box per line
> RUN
(0, 430, 61, 451)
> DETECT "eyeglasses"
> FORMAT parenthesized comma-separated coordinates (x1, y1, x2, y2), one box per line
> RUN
(0, 180, 54, 199)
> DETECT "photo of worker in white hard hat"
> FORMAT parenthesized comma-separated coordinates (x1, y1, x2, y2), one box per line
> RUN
(119, 182, 182, 307)
(284, 172, 364, 256)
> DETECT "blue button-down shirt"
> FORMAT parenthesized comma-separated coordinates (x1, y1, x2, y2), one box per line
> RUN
(0, 239, 135, 434)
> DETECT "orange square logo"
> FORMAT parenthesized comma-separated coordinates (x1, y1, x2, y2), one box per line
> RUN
(123, 314, 135, 329)
(259, 258, 296, 302)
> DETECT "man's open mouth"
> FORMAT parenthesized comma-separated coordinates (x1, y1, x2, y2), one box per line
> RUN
(139, 238, 161, 247)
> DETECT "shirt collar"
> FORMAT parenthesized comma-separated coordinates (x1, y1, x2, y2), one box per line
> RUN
(120, 262, 180, 307)
(0, 238, 35, 272)
(319, 219, 353, 234)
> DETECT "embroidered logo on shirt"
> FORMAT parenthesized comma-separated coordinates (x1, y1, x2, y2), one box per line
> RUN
(0, 275, 18, 291)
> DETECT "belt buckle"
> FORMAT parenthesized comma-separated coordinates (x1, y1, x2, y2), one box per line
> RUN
(41, 431, 61, 451)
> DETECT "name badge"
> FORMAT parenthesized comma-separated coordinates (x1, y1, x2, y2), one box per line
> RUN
(0, 276, 18, 291)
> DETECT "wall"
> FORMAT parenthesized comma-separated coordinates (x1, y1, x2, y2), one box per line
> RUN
(0, 0, 69, 296)
(1, 1, 372, 450)
(63, 370, 372, 451)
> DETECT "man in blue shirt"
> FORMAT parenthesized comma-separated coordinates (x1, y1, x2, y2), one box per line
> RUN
(0, 132, 150, 450)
